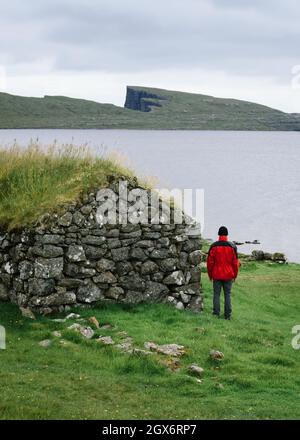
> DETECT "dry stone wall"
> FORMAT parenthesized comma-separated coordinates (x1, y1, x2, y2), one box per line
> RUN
(0, 182, 202, 314)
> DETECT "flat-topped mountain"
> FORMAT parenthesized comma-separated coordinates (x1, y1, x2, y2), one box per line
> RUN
(0, 86, 299, 130)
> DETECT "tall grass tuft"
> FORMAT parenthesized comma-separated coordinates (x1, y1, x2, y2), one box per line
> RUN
(0, 142, 135, 230)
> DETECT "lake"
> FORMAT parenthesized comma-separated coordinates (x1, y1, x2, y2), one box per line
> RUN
(0, 129, 299, 262)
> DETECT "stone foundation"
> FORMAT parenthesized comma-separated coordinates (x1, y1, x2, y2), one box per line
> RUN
(0, 182, 202, 314)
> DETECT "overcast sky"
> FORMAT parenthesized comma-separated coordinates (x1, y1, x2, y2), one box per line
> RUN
(0, 0, 299, 112)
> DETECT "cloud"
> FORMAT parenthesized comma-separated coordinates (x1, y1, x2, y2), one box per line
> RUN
(0, 0, 299, 111)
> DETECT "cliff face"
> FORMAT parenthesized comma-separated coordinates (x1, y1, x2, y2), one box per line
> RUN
(124, 87, 166, 112)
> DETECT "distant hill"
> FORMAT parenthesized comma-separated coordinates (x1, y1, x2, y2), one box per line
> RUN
(0, 86, 299, 130)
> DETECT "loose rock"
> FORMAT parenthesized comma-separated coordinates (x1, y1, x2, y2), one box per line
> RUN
(210, 350, 224, 361)
(20, 307, 36, 320)
(97, 336, 115, 345)
(39, 339, 52, 348)
(188, 364, 204, 377)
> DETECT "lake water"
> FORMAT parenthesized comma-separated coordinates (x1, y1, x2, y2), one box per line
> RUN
(0, 129, 299, 262)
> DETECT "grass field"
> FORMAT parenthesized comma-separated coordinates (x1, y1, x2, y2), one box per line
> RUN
(1, 261, 299, 420)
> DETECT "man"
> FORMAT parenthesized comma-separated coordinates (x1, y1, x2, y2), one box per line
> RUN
(207, 226, 240, 320)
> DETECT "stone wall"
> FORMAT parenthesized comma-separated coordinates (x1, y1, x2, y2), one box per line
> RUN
(0, 182, 202, 314)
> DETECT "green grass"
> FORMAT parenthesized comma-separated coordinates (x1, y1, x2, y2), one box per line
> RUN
(1, 86, 299, 130)
(1, 261, 300, 420)
(0, 144, 137, 230)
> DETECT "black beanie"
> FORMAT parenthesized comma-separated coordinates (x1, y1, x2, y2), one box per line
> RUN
(218, 226, 228, 236)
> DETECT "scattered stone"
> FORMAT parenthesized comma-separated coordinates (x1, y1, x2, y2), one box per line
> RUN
(115, 342, 133, 352)
(251, 250, 265, 261)
(157, 343, 186, 357)
(123, 336, 133, 343)
(263, 252, 273, 261)
(100, 323, 113, 330)
(272, 252, 286, 262)
(68, 323, 82, 331)
(144, 342, 186, 357)
(68, 322, 94, 339)
(39, 339, 52, 348)
(194, 327, 206, 334)
(52, 331, 62, 338)
(89, 316, 100, 329)
(188, 364, 204, 377)
(144, 341, 158, 351)
(97, 335, 115, 345)
(19, 307, 36, 320)
(210, 350, 224, 361)
(59, 339, 70, 346)
(80, 326, 94, 339)
(160, 358, 181, 372)
(117, 331, 128, 337)
(133, 348, 153, 356)
(66, 313, 81, 320)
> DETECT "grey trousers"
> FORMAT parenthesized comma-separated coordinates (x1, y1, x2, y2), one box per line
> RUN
(213, 280, 233, 318)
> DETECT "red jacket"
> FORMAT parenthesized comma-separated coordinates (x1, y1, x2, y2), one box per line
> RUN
(207, 236, 240, 281)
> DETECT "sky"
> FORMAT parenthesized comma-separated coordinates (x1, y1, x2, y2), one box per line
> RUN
(0, 0, 299, 112)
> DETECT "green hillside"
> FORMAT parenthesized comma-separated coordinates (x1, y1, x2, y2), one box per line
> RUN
(0, 86, 299, 130)
(0, 92, 147, 129)
(124, 86, 300, 130)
